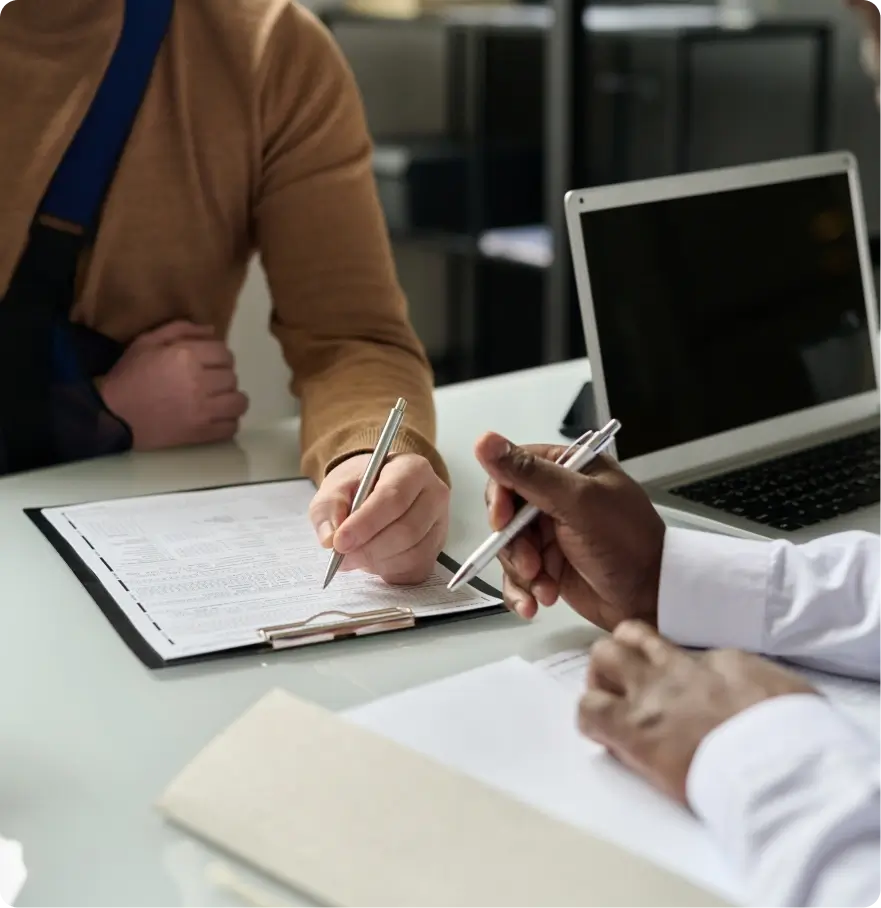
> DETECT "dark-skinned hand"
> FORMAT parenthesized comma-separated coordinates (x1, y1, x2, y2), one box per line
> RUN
(578, 621, 817, 806)
(476, 433, 665, 631)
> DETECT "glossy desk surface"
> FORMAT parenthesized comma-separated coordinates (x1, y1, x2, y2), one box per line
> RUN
(0, 359, 660, 907)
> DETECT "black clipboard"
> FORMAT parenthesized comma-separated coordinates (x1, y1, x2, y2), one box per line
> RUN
(26, 479, 506, 670)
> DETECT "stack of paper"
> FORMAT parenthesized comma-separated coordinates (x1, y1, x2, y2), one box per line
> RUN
(0, 835, 26, 906)
(159, 647, 877, 905)
(158, 669, 721, 906)
(348, 657, 742, 902)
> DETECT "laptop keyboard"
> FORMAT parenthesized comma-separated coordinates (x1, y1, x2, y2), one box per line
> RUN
(669, 430, 880, 532)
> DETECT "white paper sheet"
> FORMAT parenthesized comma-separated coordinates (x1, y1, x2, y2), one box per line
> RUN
(40, 480, 501, 662)
(536, 648, 881, 739)
(0, 835, 26, 906)
(348, 657, 743, 903)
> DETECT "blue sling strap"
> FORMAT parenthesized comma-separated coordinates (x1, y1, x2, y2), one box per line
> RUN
(0, 0, 175, 474)
(41, 0, 175, 233)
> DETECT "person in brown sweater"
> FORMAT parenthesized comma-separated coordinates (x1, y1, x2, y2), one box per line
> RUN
(0, 0, 449, 584)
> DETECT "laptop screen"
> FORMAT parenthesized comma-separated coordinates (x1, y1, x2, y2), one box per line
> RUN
(580, 173, 877, 462)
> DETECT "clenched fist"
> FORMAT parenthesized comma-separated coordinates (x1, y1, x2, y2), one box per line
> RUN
(100, 320, 249, 451)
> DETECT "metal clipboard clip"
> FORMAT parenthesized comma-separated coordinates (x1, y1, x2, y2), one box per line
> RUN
(259, 606, 416, 650)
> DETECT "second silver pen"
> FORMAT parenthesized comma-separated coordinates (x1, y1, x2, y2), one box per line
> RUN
(447, 419, 621, 592)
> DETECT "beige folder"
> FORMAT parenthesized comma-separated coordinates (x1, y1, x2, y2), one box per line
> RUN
(157, 689, 726, 907)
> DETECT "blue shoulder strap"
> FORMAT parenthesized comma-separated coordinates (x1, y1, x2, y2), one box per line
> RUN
(39, 0, 175, 235)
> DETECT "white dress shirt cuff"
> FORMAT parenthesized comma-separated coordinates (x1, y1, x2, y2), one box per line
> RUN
(658, 527, 771, 652)
(687, 693, 875, 840)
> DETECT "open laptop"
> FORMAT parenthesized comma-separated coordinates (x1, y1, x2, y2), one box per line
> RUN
(565, 152, 880, 541)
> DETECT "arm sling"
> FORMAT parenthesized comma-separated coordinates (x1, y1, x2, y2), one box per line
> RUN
(0, 0, 175, 475)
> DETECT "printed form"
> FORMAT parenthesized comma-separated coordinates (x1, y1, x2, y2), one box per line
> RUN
(40, 480, 500, 662)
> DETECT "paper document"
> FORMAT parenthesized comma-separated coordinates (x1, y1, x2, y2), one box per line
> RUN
(537, 649, 881, 739)
(0, 835, 26, 906)
(348, 657, 742, 902)
(39, 480, 500, 662)
(159, 683, 718, 906)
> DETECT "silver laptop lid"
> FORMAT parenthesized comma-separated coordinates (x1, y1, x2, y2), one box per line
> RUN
(565, 153, 880, 484)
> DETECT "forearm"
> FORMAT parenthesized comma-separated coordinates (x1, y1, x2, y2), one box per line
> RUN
(282, 327, 446, 485)
(659, 528, 881, 679)
(688, 695, 880, 907)
(255, 5, 447, 487)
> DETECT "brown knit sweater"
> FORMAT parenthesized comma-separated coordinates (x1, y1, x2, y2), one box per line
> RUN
(0, 0, 446, 484)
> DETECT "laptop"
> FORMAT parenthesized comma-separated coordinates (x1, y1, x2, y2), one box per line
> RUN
(565, 152, 880, 541)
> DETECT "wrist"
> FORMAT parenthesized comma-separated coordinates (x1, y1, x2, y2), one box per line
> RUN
(635, 520, 664, 627)
(95, 373, 120, 415)
(94, 373, 129, 428)
(324, 450, 372, 479)
(635, 584, 660, 629)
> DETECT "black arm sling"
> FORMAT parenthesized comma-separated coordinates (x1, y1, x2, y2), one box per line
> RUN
(0, 0, 174, 475)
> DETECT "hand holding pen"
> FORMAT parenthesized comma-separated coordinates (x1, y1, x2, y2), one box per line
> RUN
(465, 418, 666, 629)
(447, 420, 664, 626)
(448, 420, 621, 593)
(477, 418, 666, 630)
(311, 398, 450, 588)
(321, 399, 408, 588)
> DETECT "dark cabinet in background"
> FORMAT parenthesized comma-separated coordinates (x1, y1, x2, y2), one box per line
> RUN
(323, 8, 835, 384)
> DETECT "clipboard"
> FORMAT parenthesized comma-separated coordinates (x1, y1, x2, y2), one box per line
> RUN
(26, 479, 506, 670)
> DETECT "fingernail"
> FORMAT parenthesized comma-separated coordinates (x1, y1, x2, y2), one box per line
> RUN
(335, 529, 353, 552)
(514, 601, 530, 619)
(485, 434, 512, 461)
(317, 522, 335, 546)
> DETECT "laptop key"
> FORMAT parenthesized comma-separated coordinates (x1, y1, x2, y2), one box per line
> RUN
(668, 429, 880, 529)
(775, 519, 805, 531)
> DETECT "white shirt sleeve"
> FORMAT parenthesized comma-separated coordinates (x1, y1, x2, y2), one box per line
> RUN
(658, 528, 881, 679)
(687, 694, 880, 908)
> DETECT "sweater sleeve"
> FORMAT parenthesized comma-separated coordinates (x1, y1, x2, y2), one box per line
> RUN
(252, 3, 448, 486)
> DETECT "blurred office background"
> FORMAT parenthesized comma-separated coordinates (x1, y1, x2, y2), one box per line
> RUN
(229, 0, 879, 427)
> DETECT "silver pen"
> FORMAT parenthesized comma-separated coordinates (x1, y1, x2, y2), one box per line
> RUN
(322, 398, 407, 589)
(447, 418, 622, 592)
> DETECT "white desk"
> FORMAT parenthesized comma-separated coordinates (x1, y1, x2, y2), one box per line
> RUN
(3, 359, 637, 907)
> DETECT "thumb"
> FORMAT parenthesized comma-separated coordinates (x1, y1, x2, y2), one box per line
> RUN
(476, 433, 582, 521)
(134, 320, 214, 348)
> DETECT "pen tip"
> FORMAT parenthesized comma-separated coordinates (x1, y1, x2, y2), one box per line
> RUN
(447, 565, 470, 593)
